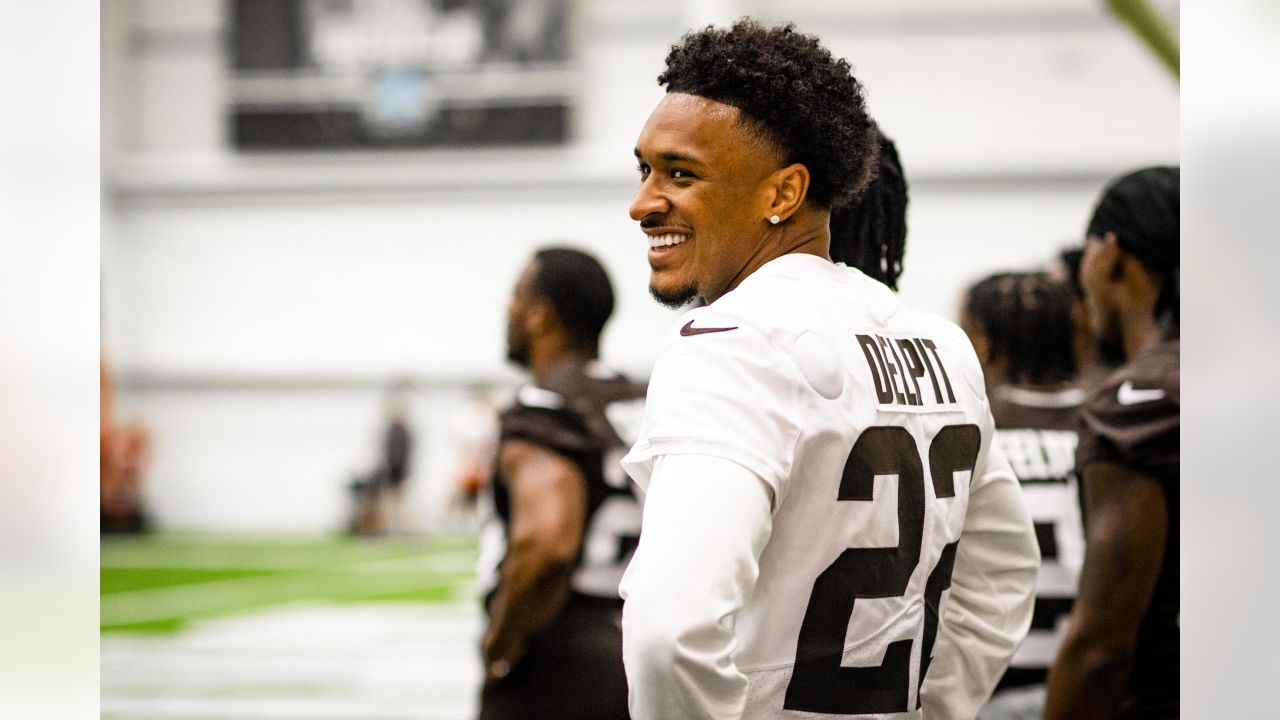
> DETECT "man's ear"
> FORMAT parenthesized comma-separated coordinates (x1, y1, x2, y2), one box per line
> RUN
(1100, 231, 1126, 281)
(526, 300, 553, 336)
(766, 163, 811, 222)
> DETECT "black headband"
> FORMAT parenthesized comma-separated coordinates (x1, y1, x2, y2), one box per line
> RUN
(1087, 166, 1179, 273)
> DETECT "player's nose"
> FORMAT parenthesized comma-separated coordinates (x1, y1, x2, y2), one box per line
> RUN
(629, 181, 669, 222)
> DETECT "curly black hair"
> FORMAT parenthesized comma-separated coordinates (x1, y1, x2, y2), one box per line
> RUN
(658, 19, 878, 209)
(829, 129, 907, 289)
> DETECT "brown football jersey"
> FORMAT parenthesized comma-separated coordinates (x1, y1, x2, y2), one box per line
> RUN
(479, 361, 644, 720)
(1077, 331, 1179, 719)
(483, 361, 647, 603)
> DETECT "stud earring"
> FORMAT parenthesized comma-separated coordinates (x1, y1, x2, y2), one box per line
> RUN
(770, 215, 781, 225)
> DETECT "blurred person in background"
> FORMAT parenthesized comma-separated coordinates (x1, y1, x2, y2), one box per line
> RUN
(348, 380, 416, 536)
(378, 380, 415, 532)
(620, 19, 1038, 719)
(1044, 166, 1179, 720)
(960, 272, 1086, 720)
(477, 247, 645, 720)
(1054, 245, 1121, 390)
(452, 384, 500, 513)
(101, 355, 152, 534)
(829, 128, 909, 291)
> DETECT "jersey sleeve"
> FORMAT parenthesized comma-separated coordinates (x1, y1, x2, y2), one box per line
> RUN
(1076, 358, 1179, 482)
(620, 454, 774, 720)
(621, 313, 803, 508)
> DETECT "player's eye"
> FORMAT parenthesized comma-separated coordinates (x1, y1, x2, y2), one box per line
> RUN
(671, 168, 695, 180)
(636, 163, 651, 177)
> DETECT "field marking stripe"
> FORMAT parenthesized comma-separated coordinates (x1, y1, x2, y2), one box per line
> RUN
(102, 574, 476, 626)
(102, 562, 477, 626)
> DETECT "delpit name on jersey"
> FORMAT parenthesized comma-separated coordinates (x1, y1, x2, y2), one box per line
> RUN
(855, 331, 958, 412)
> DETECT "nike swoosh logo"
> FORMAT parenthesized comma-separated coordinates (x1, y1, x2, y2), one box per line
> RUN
(680, 320, 738, 336)
(1117, 380, 1166, 405)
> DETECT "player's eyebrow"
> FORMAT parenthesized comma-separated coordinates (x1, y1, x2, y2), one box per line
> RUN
(634, 148, 706, 167)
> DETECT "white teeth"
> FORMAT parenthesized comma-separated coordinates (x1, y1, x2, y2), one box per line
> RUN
(648, 233, 689, 249)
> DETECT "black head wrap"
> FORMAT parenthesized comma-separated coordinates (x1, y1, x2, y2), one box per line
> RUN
(1087, 166, 1179, 325)
(1087, 166, 1179, 272)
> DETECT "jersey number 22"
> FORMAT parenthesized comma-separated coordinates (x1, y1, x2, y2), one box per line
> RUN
(784, 424, 980, 714)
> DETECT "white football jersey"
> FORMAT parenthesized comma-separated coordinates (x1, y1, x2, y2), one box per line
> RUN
(623, 254, 1027, 718)
(989, 386, 1087, 677)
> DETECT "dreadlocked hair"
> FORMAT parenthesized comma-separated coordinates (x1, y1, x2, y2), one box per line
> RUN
(830, 130, 908, 289)
(657, 19, 879, 208)
(966, 271, 1077, 386)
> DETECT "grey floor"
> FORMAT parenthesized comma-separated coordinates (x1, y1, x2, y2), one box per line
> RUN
(101, 603, 483, 720)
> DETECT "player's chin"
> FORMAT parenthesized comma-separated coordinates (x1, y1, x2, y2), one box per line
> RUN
(648, 277, 699, 309)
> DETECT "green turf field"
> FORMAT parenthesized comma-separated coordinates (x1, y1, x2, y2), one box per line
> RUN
(101, 532, 480, 633)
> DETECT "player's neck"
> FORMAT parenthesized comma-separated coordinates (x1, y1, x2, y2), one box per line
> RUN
(1115, 264, 1164, 361)
(1120, 313, 1161, 361)
(713, 208, 831, 303)
(529, 340, 596, 386)
(766, 207, 831, 264)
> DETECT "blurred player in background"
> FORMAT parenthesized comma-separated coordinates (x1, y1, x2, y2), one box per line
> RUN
(452, 385, 500, 511)
(101, 355, 152, 533)
(1054, 245, 1120, 390)
(620, 19, 1039, 720)
(347, 381, 416, 535)
(379, 380, 415, 532)
(477, 247, 645, 720)
(961, 272, 1086, 720)
(1045, 166, 1179, 720)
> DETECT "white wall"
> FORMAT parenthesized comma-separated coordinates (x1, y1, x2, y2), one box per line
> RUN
(101, 0, 1178, 530)
(112, 385, 483, 531)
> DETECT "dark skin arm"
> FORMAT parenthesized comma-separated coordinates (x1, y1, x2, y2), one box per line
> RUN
(481, 438, 586, 683)
(1044, 460, 1167, 720)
